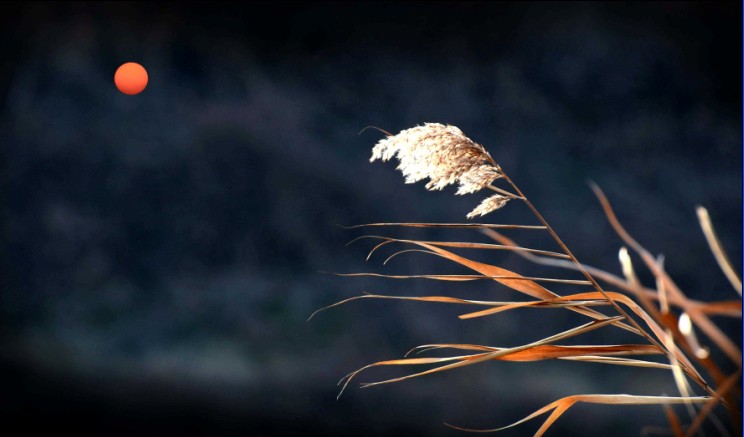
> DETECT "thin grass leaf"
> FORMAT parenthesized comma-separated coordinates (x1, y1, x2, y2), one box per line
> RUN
(697, 206, 742, 296)
(330, 272, 592, 285)
(397, 239, 570, 258)
(307, 293, 489, 321)
(447, 395, 711, 435)
(662, 404, 685, 437)
(343, 235, 396, 261)
(341, 222, 547, 230)
(661, 326, 701, 433)
(405, 343, 499, 356)
(679, 312, 710, 359)
(653, 253, 709, 433)
(691, 301, 743, 318)
(485, 183, 522, 199)
(458, 298, 609, 319)
(559, 356, 674, 370)
(337, 353, 488, 399)
(401, 241, 555, 298)
(619, 247, 641, 288)
(383, 249, 437, 265)
(309, 292, 611, 322)
(329, 272, 483, 281)
(412, 344, 663, 361)
(351, 235, 570, 259)
(358, 125, 393, 136)
(656, 255, 670, 314)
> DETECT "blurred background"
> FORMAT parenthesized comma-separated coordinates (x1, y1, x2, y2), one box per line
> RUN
(1, 2, 741, 435)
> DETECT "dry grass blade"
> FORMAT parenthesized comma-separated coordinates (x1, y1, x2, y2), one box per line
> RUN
(447, 395, 711, 435)
(328, 272, 481, 281)
(679, 313, 710, 359)
(329, 272, 591, 284)
(696, 206, 742, 296)
(412, 344, 663, 360)
(358, 125, 393, 136)
(336, 353, 488, 399)
(399, 241, 563, 297)
(351, 235, 570, 259)
(656, 255, 670, 314)
(338, 317, 623, 397)
(306, 293, 492, 321)
(560, 356, 674, 370)
(406, 343, 499, 356)
(619, 247, 641, 288)
(342, 222, 546, 230)
(308, 292, 608, 322)
(458, 297, 609, 319)
(383, 248, 436, 265)
(337, 353, 488, 399)
(660, 324, 700, 433)
(662, 404, 685, 437)
(691, 301, 743, 317)
(486, 184, 521, 199)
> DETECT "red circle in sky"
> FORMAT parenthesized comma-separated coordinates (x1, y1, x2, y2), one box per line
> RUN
(115, 62, 148, 95)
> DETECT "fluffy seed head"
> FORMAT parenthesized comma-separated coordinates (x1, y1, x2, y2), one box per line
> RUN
(466, 194, 510, 219)
(370, 123, 511, 219)
(370, 123, 502, 195)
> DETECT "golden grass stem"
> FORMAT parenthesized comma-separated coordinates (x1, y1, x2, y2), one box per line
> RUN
(349, 235, 572, 259)
(696, 206, 742, 296)
(341, 222, 547, 230)
(329, 272, 592, 284)
(486, 184, 522, 199)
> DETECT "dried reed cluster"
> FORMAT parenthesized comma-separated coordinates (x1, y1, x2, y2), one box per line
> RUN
(370, 123, 510, 218)
(317, 123, 741, 436)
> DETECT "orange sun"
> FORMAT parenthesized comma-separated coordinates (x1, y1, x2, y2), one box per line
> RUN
(114, 62, 148, 95)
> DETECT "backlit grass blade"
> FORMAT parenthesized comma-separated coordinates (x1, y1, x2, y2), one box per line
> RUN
(342, 222, 547, 230)
(447, 395, 711, 436)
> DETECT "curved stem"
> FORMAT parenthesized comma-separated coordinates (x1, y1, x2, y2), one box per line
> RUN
(486, 184, 522, 199)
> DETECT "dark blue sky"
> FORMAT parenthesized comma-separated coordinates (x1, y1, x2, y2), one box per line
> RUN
(1, 2, 741, 435)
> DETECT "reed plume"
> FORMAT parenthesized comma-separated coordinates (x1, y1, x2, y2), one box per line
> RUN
(370, 123, 512, 218)
(315, 123, 741, 436)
